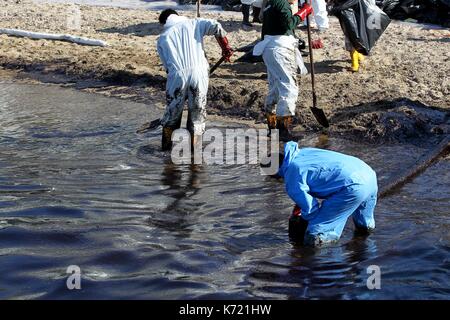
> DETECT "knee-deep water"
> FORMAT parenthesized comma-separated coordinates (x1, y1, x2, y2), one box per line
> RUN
(0, 81, 448, 299)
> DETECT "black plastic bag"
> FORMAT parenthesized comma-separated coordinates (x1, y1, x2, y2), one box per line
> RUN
(331, 0, 391, 55)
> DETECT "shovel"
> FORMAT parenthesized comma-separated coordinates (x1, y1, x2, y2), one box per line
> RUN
(305, 1, 330, 128)
(136, 118, 161, 134)
(209, 56, 226, 75)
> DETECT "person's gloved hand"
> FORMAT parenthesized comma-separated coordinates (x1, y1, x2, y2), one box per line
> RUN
(311, 38, 324, 49)
(216, 36, 233, 62)
(289, 204, 308, 243)
(292, 204, 302, 217)
(294, 3, 313, 21)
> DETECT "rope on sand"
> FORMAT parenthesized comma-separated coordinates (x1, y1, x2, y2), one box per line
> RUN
(0, 28, 108, 47)
(378, 134, 450, 198)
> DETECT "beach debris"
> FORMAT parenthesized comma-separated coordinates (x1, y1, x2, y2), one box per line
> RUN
(332, 99, 449, 142)
(376, 0, 450, 27)
(0, 28, 108, 47)
(378, 134, 450, 198)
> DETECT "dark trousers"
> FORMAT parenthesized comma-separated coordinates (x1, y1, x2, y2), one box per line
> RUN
(242, 4, 250, 23)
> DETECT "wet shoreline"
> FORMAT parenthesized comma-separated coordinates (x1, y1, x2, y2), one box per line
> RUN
(1, 66, 448, 147)
(0, 81, 449, 299)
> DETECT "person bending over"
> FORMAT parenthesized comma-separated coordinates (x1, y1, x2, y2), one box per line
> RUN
(262, 141, 378, 246)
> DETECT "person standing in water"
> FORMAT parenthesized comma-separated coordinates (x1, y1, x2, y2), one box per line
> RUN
(157, 9, 233, 151)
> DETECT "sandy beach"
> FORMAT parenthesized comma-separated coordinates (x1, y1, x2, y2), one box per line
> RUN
(1, 0, 449, 142)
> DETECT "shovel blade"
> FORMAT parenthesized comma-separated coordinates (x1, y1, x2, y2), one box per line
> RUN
(136, 118, 161, 134)
(310, 107, 330, 128)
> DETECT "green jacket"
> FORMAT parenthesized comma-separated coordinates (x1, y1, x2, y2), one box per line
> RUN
(261, 0, 300, 38)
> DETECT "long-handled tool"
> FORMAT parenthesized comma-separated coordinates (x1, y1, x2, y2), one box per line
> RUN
(305, 1, 330, 128)
(209, 56, 226, 75)
(210, 42, 252, 75)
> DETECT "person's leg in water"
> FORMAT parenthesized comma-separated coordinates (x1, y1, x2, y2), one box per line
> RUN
(304, 184, 371, 246)
(186, 71, 208, 158)
(352, 174, 377, 236)
(161, 76, 186, 151)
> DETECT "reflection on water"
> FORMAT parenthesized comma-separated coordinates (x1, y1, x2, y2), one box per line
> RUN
(0, 82, 448, 299)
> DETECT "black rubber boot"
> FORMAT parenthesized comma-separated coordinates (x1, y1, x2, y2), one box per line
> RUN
(161, 117, 182, 151)
(161, 127, 174, 151)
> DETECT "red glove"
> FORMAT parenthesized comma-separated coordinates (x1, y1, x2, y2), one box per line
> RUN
(294, 3, 313, 21)
(292, 205, 302, 217)
(216, 36, 233, 62)
(311, 38, 324, 49)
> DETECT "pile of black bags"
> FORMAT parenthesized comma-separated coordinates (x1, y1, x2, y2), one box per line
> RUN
(180, 0, 449, 27)
(376, 0, 450, 27)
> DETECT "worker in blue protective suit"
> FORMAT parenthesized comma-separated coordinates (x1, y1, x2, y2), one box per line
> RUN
(270, 141, 378, 246)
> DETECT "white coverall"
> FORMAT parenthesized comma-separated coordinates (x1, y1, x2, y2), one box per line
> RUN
(157, 15, 226, 135)
(253, 35, 300, 117)
(241, 0, 263, 7)
(300, 0, 329, 31)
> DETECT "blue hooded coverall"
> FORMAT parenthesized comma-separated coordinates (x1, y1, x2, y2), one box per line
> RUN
(278, 142, 378, 245)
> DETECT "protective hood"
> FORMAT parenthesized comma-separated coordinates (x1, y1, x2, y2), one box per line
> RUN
(164, 14, 189, 29)
(278, 141, 300, 178)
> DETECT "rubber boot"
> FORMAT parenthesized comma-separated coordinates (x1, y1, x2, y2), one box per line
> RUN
(252, 6, 262, 23)
(277, 116, 295, 142)
(242, 4, 252, 27)
(358, 52, 365, 63)
(351, 49, 359, 72)
(265, 113, 277, 137)
(161, 127, 174, 151)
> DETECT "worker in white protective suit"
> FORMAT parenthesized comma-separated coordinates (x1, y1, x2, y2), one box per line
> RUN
(157, 9, 233, 151)
(299, 0, 329, 49)
(253, 0, 313, 141)
(241, 0, 264, 26)
(299, 0, 329, 31)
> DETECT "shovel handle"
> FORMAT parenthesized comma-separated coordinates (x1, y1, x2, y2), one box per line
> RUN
(305, 2, 329, 128)
(210, 56, 226, 75)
